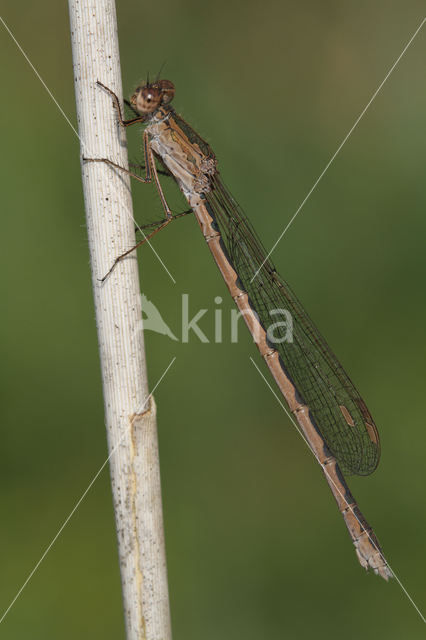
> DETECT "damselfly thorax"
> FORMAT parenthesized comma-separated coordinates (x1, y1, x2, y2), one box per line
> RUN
(146, 106, 217, 198)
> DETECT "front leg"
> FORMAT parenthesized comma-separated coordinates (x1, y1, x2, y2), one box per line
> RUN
(97, 80, 144, 127)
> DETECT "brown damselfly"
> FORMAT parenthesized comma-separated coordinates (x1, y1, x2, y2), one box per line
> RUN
(84, 78, 392, 580)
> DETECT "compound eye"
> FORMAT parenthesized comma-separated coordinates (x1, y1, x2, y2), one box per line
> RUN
(142, 87, 162, 111)
(145, 90, 157, 104)
(158, 80, 175, 105)
(131, 86, 162, 114)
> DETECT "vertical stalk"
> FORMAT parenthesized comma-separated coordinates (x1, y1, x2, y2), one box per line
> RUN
(68, 1, 172, 638)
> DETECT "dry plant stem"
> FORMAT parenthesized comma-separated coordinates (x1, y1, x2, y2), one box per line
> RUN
(68, 1, 172, 638)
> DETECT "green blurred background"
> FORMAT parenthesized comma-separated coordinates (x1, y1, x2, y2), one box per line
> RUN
(1, 1, 425, 638)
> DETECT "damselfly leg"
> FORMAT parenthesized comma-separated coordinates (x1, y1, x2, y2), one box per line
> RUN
(97, 80, 145, 127)
(129, 162, 171, 178)
(84, 114, 191, 280)
(135, 209, 192, 233)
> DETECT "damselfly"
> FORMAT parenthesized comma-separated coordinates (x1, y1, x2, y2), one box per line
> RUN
(85, 78, 391, 580)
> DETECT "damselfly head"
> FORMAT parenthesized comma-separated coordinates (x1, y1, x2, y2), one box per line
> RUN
(130, 79, 175, 115)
